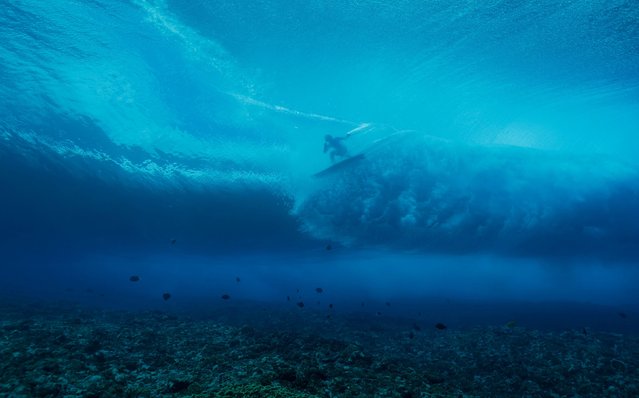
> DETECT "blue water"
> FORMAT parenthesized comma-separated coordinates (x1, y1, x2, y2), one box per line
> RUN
(1, 0, 639, 329)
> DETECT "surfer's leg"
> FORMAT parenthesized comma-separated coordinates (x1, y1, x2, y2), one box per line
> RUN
(337, 144, 348, 157)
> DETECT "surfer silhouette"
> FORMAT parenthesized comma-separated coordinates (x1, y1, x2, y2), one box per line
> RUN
(323, 134, 349, 163)
(323, 124, 373, 163)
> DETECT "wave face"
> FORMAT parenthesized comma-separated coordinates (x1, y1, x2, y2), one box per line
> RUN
(1, 0, 638, 261)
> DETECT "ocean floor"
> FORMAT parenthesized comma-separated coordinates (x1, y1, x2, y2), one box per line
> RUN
(1, 298, 638, 398)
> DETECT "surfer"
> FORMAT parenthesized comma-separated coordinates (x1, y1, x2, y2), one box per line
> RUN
(323, 134, 350, 163)
(323, 123, 373, 162)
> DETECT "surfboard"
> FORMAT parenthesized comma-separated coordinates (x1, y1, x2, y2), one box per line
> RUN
(313, 153, 365, 178)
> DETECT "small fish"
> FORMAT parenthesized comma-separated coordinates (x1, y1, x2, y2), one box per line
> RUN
(385, 302, 391, 307)
(129, 275, 140, 282)
(221, 294, 231, 300)
(297, 301, 305, 308)
(329, 303, 333, 309)
(287, 296, 291, 301)
(325, 244, 332, 251)
(162, 292, 171, 301)
(170, 239, 177, 245)
(361, 302, 365, 307)
(376, 311, 382, 316)
(317, 301, 321, 305)
(618, 312, 628, 319)
(236, 277, 241, 283)
(408, 331, 415, 339)
(315, 287, 323, 293)
(296, 289, 300, 293)
(435, 323, 447, 330)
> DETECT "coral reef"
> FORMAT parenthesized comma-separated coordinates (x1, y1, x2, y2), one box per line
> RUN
(0, 299, 637, 397)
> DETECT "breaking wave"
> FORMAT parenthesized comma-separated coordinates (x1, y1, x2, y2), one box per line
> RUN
(298, 134, 639, 260)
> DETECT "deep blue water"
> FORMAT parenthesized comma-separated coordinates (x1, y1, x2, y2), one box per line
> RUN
(1, 0, 639, 330)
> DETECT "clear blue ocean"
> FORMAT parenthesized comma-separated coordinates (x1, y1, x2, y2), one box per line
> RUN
(1, 1, 638, 396)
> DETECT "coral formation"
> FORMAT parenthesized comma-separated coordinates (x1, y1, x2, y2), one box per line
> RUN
(0, 299, 637, 397)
